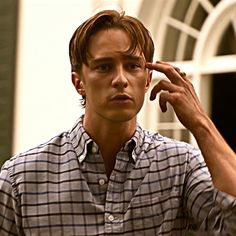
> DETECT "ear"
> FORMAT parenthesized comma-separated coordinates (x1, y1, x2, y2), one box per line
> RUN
(145, 69, 152, 92)
(71, 72, 86, 96)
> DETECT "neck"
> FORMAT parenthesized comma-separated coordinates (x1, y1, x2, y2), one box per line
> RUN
(83, 114, 136, 151)
(82, 114, 137, 176)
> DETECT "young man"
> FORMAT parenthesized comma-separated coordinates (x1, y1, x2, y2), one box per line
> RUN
(1, 9, 236, 235)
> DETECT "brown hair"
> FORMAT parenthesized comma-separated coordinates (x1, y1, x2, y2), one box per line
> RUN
(69, 9, 155, 106)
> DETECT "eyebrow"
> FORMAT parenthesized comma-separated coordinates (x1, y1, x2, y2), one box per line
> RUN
(88, 54, 145, 65)
(122, 54, 144, 61)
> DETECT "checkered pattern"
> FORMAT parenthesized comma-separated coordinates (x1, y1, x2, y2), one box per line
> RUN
(1, 116, 236, 235)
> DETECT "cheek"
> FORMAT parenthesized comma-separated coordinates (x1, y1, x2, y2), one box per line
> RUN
(135, 77, 149, 91)
(133, 82, 146, 100)
(85, 83, 106, 102)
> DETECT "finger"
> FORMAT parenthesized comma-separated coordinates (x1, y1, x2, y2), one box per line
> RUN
(150, 80, 179, 101)
(155, 61, 181, 74)
(148, 61, 190, 84)
(146, 61, 184, 85)
(159, 92, 168, 113)
(157, 61, 190, 82)
(159, 91, 180, 113)
(146, 61, 181, 74)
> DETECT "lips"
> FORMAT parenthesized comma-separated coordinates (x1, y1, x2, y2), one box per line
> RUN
(109, 93, 133, 105)
(110, 94, 132, 101)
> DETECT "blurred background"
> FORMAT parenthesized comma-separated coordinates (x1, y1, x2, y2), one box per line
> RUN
(1, 0, 236, 167)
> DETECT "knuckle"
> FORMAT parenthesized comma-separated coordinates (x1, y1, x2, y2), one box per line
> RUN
(166, 66, 176, 75)
(158, 80, 166, 86)
(172, 92, 183, 104)
(178, 87, 186, 94)
(174, 93, 182, 100)
(184, 81, 194, 90)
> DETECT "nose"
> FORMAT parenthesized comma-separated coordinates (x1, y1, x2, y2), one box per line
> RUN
(111, 65, 128, 89)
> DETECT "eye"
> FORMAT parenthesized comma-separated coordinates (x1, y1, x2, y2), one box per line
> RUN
(126, 62, 142, 71)
(95, 64, 112, 72)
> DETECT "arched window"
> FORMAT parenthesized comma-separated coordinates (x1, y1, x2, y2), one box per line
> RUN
(138, 0, 236, 150)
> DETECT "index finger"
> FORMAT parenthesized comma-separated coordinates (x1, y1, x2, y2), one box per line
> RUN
(146, 61, 184, 85)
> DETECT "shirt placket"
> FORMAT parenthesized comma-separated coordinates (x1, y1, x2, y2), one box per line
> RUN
(104, 152, 131, 235)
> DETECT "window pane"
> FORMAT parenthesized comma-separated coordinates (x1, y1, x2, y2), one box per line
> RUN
(184, 35, 196, 60)
(171, 0, 190, 21)
(217, 23, 236, 55)
(190, 4, 208, 31)
(163, 26, 181, 61)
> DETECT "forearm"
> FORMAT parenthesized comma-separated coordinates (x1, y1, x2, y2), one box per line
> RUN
(192, 114, 236, 196)
(146, 61, 236, 196)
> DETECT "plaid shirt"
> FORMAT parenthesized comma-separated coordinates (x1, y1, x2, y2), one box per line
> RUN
(0, 116, 236, 236)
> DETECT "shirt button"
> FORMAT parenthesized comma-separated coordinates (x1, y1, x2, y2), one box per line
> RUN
(99, 178, 106, 186)
(91, 146, 98, 154)
(108, 214, 115, 221)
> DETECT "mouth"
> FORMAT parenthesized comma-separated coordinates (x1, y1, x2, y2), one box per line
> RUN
(110, 94, 132, 104)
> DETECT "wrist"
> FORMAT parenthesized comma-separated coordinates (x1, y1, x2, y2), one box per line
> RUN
(190, 113, 213, 138)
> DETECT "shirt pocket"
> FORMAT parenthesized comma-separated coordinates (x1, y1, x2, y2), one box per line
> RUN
(125, 191, 181, 232)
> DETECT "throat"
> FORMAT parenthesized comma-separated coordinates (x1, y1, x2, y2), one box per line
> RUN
(83, 116, 137, 176)
(103, 154, 116, 178)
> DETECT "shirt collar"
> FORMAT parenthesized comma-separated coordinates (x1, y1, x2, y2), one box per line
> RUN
(69, 115, 145, 163)
(69, 116, 93, 163)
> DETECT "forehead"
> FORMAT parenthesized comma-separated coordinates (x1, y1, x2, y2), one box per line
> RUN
(87, 28, 143, 59)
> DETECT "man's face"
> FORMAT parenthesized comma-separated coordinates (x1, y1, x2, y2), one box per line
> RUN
(77, 28, 151, 123)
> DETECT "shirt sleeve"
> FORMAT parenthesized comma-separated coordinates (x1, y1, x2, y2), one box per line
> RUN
(184, 147, 236, 235)
(0, 160, 22, 236)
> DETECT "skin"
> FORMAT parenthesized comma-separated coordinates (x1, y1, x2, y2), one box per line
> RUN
(72, 28, 236, 196)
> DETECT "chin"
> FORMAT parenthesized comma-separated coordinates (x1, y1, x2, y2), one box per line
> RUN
(106, 110, 137, 123)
